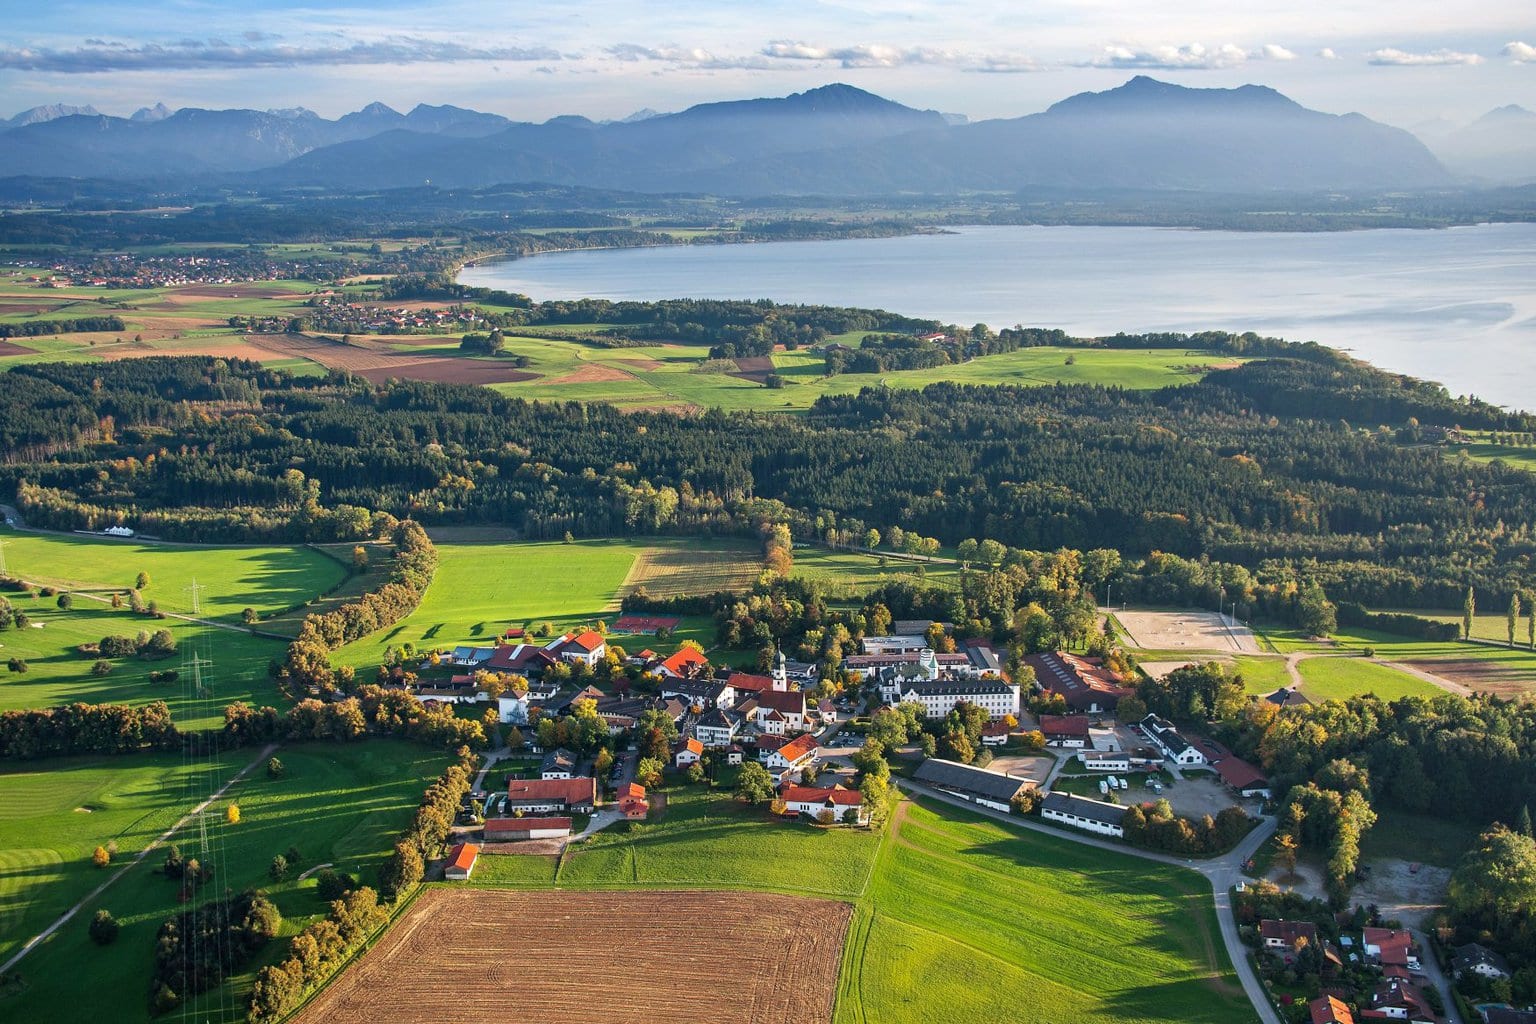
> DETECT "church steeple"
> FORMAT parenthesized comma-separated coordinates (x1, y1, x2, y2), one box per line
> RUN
(772, 646, 788, 691)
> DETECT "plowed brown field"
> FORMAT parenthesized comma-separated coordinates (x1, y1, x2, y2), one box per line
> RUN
(248, 333, 538, 384)
(293, 888, 851, 1024)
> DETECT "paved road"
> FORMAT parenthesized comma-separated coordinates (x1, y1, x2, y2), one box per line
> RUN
(1412, 929, 1464, 1024)
(0, 741, 281, 976)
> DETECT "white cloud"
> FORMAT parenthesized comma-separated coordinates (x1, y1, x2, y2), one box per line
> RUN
(1504, 41, 1536, 63)
(0, 36, 560, 72)
(759, 40, 1043, 72)
(1259, 44, 1297, 61)
(1366, 47, 1484, 66)
(1081, 43, 1254, 70)
(1317, 47, 1339, 59)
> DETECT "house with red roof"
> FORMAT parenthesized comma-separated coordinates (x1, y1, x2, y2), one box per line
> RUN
(444, 842, 480, 880)
(1024, 652, 1134, 714)
(780, 783, 868, 825)
(1260, 919, 1319, 955)
(483, 816, 572, 841)
(1363, 928, 1419, 971)
(1358, 978, 1435, 1022)
(980, 721, 1012, 747)
(728, 672, 779, 696)
(763, 734, 819, 783)
(1310, 995, 1355, 1024)
(616, 782, 650, 820)
(1193, 736, 1272, 799)
(506, 776, 597, 814)
(674, 736, 705, 768)
(549, 630, 607, 667)
(655, 646, 710, 680)
(1040, 714, 1091, 748)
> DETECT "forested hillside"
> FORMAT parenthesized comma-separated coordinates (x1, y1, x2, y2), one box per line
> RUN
(1, 354, 1532, 608)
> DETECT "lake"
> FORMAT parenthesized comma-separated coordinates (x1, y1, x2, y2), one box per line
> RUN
(459, 223, 1536, 408)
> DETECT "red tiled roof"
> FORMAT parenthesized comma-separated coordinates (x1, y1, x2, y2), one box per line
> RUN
(1260, 919, 1319, 946)
(981, 721, 1012, 737)
(616, 782, 646, 799)
(446, 842, 480, 871)
(1363, 927, 1412, 956)
(1309, 995, 1354, 1024)
(507, 777, 596, 804)
(676, 737, 704, 755)
(756, 689, 806, 714)
(781, 785, 863, 806)
(728, 672, 775, 693)
(484, 816, 572, 834)
(1214, 754, 1268, 790)
(775, 734, 818, 763)
(1039, 714, 1090, 736)
(565, 630, 606, 652)
(658, 647, 709, 675)
(756, 734, 789, 751)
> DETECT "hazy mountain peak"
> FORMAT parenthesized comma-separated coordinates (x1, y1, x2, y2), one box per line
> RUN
(1047, 76, 1301, 116)
(615, 108, 663, 124)
(7, 103, 101, 128)
(266, 106, 318, 121)
(130, 103, 174, 123)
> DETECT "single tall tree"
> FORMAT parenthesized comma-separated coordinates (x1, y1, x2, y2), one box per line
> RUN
(1511, 593, 1521, 648)
(1464, 586, 1476, 641)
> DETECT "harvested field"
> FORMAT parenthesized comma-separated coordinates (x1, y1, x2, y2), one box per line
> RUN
(544, 362, 635, 385)
(1115, 609, 1262, 654)
(0, 340, 31, 357)
(615, 356, 663, 370)
(621, 542, 763, 597)
(1404, 657, 1536, 697)
(248, 333, 539, 384)
(732, 355, 776, 380)
(293, 888, 851, 1024)
(158, 283, 303, 303)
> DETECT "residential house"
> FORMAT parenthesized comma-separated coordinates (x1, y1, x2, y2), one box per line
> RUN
(696, 708, 743, 748)
(816, 698, 838, 724)
(723, 744, 744, 766)
(1451, 943, 1511, 981)
(616, 782, 649, 820)
(980, 721, 1011, 747)
(558, 685, 606, 715)
(1363, 928, 1420, 972)
(756, 734, 790, 762)
(448, 646, 495, 668)
(674, 737, 705, 768)
(1140, 714, 1209, 767)
(506, 777, 597, 814)
(1040, 792, 1128, 837)
(1267, 686, 1312, 708)
(913, 758, 1033, 812)
(763, 734, 819, 783)
(483, 816, 572, 841)
(1260, 919, 1320, 955)
(1359, 979, 1435, 1022)
(549, 630, 607, 667)
(1310, 995, 1355, 1024)
(654, 647, 710, 680)
(443, 842, 480, 881)
(659, 676, 734, 710)
(780, 783, 869, 825)
(541, 748, 577, 780)
(1040, 714, 1091, 748)
(1024, 651, 1134, 714)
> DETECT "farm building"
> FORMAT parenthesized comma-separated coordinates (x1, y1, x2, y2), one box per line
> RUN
(1040, 792, 1128, 837)
(780, 783, 868, 825)
(506, 777, 597, 814)
(484, 817, 573, 841)
(1025, 652, 1134, 714)
(1040, 714, 1091, 748)
(1194, 738, 1271, 799)
(444, 842, 480, 880)
(913, 758, 1033, 812)
(1139, 715, 1208, 767)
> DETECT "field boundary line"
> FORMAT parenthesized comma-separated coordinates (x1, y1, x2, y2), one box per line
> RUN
(0, 740, 279, 976)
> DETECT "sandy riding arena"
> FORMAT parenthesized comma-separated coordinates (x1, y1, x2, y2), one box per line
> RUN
(1115, 609, 1262, 654)
(293, 888, 852, 1024)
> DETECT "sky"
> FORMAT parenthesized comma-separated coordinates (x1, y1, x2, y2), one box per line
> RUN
(0, 1, 1531, 131)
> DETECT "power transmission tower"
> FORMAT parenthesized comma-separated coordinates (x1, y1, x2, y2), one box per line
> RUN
(184, 577, 207, 616)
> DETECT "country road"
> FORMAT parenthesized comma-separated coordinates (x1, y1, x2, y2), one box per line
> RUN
(0, 741, 281, 976)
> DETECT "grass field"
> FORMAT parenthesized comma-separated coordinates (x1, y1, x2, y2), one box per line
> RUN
(1230, 655, 1292, 695)
(0, 594, 288, 730)
(1263, 625, 1536, 698)
(0, 741, 449, 1024)
(1293, 656, 1441, 701)
(790, 547, 962, 600)
(0, 529, 347, 624)
(1358, 810, 1480, 869)
(457, 779, 1251, 1024)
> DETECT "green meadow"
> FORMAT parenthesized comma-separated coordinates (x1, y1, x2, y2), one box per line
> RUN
(0, 741, 449, 1024)
(0, 529, 347, 624)
(1293, 656, 1441, 701)
(464, 784, 1251, 1024)
(0, 595, 288, 730)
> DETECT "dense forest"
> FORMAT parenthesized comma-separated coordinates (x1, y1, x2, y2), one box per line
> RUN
(2, 352, 1535, 609)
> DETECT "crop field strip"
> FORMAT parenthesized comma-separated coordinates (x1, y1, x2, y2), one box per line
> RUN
(292, 888, 853, 1024)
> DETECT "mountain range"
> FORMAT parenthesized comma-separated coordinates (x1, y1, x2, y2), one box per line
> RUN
(1, 78, 1523, 195)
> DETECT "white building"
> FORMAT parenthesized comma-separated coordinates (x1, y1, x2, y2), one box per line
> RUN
(1041, 792, 1128, 837)
(887, 676, 1020, 721)
(860, 635, 929, 656)
(1139, 715, 1208, 767)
